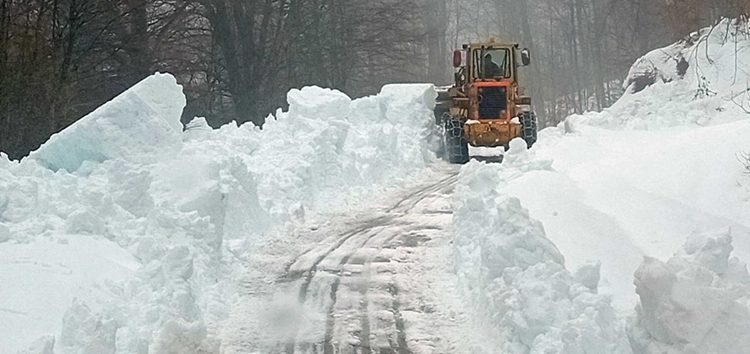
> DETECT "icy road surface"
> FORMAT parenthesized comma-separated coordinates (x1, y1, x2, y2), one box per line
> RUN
(222, 165, 496, 354)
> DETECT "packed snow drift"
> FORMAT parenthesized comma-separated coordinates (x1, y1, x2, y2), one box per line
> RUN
(452, 160, 631, 354)
(0, 74, 437, 352)
(479, 17, 750, 352)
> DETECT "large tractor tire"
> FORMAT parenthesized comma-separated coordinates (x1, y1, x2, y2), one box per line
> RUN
(520, 112, 538, 148)
(444, 116, 470, 164)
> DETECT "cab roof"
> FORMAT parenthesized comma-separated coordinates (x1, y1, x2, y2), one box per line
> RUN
(462, 38, 519, 50)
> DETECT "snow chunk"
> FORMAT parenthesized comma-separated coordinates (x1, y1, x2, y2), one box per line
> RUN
(629, 229, 750, 353)
(150, 319, 219, 353)
(183, 117, 212, 142)
(287, 86, 351, 120)
(574, 261, 602, 292)
(453, 161, 631, 353)
(378, 83, 437, 124)
(19, 336, 55, 354)
(59, 300, 118, 354)
(0, 222, 9, 243)
(680, 229, 734, 275)
(29, 73, 185, 172)
(498, 137, 552, 177)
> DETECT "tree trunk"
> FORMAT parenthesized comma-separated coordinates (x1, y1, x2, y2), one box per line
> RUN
(426, 0, 448, 84)
(127, 0, 151, 81)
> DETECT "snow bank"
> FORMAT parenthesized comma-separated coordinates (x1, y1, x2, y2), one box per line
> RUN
(507, 15, 750, 315)
(571, 18, 750, 129)
(447, 18, 750, 354)
(182, 84, 437, 228)
(629, 229, 750, 354)
(29, 73, 185, 172)
(452, 160, 631, 354)
(0, 75, 437, 352)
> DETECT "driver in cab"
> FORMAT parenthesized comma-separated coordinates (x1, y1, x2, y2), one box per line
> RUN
(483, 53, 502, 78)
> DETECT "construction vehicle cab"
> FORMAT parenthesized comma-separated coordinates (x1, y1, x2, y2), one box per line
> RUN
(436, 39, 537, 164)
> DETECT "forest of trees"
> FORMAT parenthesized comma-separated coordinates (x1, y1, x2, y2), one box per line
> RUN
(1, 0, 749, 159)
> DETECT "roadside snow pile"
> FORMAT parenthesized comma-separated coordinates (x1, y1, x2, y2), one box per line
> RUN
(510, 16, 750, 315)
(0, 74, 437, 353)
(189, 84, 437, 227)
(628, 229, 750, 354)
(452, 159, 631, 354)
(571, 18, 750, 129)
(209, 85, 436, 225)
(453, 17, 750, 354)
(1, 75, 227, 353)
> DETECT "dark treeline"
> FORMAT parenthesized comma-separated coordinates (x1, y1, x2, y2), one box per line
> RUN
(448, 0, 750, 127)
(1, 0, 749, 159)
(0, 0, 428, 159)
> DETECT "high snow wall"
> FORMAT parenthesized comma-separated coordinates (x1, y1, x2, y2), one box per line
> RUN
(451, 18, 750, 354)
(452, 150, 632, 354)
(572, 18, 750, 129)
(0, 74, 438, 353)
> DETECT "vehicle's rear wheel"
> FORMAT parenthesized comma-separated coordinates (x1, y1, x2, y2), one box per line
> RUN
(520, 112, 538, 148)
(444, 117, 469, 164)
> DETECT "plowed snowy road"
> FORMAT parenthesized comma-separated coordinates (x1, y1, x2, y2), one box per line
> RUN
(279, 173, 457, 354)
(221, 165, 494, 354)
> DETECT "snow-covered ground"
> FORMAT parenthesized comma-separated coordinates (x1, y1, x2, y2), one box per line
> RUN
(2, 18, 750, 354)
(0, 236, 138, 353)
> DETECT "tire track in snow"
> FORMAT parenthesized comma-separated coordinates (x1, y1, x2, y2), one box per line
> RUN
(319, 226, 448, 353)
(275, 169, 458, 354)
(286, 227, 385, 353)
(386, 175, 458, 214)
(357, 256, 373, 354)
(387, 284, 410, 354)
(322, 275, 340, 354)
(283, 216, 394, 284)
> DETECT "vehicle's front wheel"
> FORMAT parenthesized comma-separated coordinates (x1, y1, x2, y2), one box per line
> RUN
(444, 117, 469, 164)
(520, 112, 538, 148)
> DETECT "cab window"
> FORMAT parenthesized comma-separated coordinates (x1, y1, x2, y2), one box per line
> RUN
(473, 48, 511, 79)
